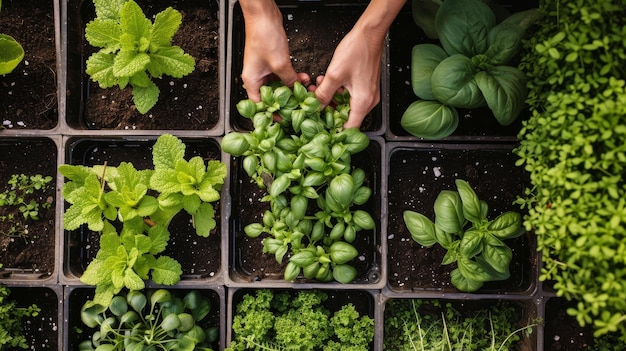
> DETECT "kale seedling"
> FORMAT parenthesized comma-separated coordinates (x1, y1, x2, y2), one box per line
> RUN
(60, 134, 226, 308)
(0, 285, 40, 350)
(404, 179, 524, 292)
(226, 289, 373, 351)
(221, 82, 374, 284)
(0, 0, 25, 75)
(79, 289, 218, 351)
(85, 0, 195, 113)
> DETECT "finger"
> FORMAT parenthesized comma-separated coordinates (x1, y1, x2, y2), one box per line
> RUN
(297, 72, 312, 87)
(243, 79, 262, 102)
(314, 74, 342, 107)
(274, 65, 300, 89)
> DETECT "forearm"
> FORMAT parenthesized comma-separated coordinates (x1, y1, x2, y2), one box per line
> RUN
(354, 0, 407, 42)
(240, 0, 282, 30)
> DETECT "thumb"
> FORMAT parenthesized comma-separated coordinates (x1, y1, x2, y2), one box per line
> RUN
(314, 75, 341, 107)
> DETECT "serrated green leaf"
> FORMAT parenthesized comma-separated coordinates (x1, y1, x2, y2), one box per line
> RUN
(113, 50, 150, 78)
(85, 19, 122, 49)
(147, 224, 170, 254)
(131, 80, 159, 113)
(93, 0, 126, 20)
(119, 0, 151, 40)
(182, 193, 201, 214)
(194, 202, 217, 237)
(153, 134, 186, 169)
(86, 52, 117, 88)
(124, 268, 145, 290)
(147, 46, 195, 78)
(150, 7, 181, 47)
(151, 256, 182, 285)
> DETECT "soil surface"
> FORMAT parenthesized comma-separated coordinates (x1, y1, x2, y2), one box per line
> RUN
(68, 0, 221, 130)
(229, 3, 382, 133)
(0, 0, 58, 130)
(543, 298, 595, 351)
(7, 287, 59, 351)
(65, 138, 223, 279)
(229, 142, 382, 284)
(386, 145, 535, 293)
(0, 139, 57, 276)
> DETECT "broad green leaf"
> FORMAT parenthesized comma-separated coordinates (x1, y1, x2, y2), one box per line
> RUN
(0, 34, 24, 75)
(284, 261, 300, 281)
(119, 0, 151, 40)
(411, 44, 448, 100)
(401, 100, 459, 139)
(113, 50, 150, 78)
(86, 52, 117, 88)
(488, 211, 524, 239)
(147, 224, 170, 254)
(353, 210, 375, 230)
(328, 174, 355, 207)
(475, 65, 527, 126)
(435, 0, 495, 56)
(333, 264, 357, 284)
(482, 242, 512, 273)
(431, 54, 485, 109)
(434, 190, 464, 233)
(131, 80, 159, 114)
(150, 7, 181, 47)
(290, 250, 317, 267)
(124, 267, 145, 290)
(93, 0, 126, 20)
(412, 0, 443, 39)
(329, 241, 358, 264)
(153, 134, 186, 169)
(85, 19, 122, 50)
(455, 179, 483, 223)
(450, 268, 483, 292)
(147, 46, 195, 78)
(403, 211, 437, 247)
(459, 228, 483, 258)
(205, 160, 227, 188)
(194, 202, 217, 237)
(151, 256, 182, 285)
(151, 169, 182, 194)
(457, 257, 493, 283)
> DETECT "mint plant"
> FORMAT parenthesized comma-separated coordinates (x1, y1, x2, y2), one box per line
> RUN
(403, 179, 524, 292)
(85, 0, 195, 113)
(384, 299, 540, 351)
(60, 134, 226, 308)
(515, 0, 626, 341)
(221, 82, 374, 284)
(226, 289, 373, 351)
(79, 289, 218, 351)
(0, 174, 53, 240)
(0, 285, 40, 350)
(0, 0, 25, 75)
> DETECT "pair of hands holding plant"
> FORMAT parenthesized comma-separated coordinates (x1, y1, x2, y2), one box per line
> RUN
(240, 0, 406, 129)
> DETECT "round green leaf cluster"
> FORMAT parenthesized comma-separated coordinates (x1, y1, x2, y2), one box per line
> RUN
(222, 82, 375, 284)
(401, 0, 542, 139)
(516, 0, 626, 341)
(403, 179, 524, 292)
(79, 289, 218, 351)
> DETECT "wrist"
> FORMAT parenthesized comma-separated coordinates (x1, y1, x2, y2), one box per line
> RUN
(354, 0, 406, 43)
(240, 0, 282, 25)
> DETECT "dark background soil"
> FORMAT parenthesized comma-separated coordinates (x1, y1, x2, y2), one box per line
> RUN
(0, 139, 57, 276)
(65, 138, 223, 279)
(6, 287, 59, 351)
(66, 0, 221, 130)
(0, 0, 58, 130)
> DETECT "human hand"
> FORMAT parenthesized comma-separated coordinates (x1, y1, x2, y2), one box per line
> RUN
(240, 1, 310, 102)
(312, 26, 383, 129)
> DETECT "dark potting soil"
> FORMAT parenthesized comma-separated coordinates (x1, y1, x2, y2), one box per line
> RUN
(73, 0, 221, 130)
(229, 142, 382, 284)
(543, 298, 595, 351)
(386, 145, 536, 293)
(7, 287, 59, 351)
(65, 138, 222, 279)
(0, 0, 58, 130)
(229, 2, 382, 133)
(0, 139, 57, 276)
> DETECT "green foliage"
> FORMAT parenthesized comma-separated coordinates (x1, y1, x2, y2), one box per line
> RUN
(221, 82, 374, 283)
(0, 174, 53, 240)
(78, 289, 218, 351)
(402, 0, 541, 139)
(515, 0, 626, 341)
(226, 289, 373, 351)
(384, 299, 540, 351)
(0, 1, 25, 75)
(85, 0, 195, 113)
(60, 134, 226, 309)
(0, 285, 40, 350)
(403, 179, 524, 292)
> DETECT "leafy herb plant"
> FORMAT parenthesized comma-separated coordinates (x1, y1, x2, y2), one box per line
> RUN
(60, 134, 226, 308)
(221, 82, 374, 284)
(226, 289, 373, 351)
(403, 179, 524, 292)
(85, 0, 196, 113)
(0, 0, 25, 75)
(0, 173, 53, 241)
(515, 0, 626, 341)
(0, 284, 40, 350)
(79, 289, 218, 351)
(401, 0, 541, 139)
(384, 299, 540, 351)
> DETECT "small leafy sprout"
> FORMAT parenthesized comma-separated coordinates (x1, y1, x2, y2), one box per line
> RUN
(79, 289, 218, 351)
(0, 173, 54, 241)
(85, 0, 196, 113)
(0, 0, 25, 75)
(403, 179, 524, 292)
(222, 81, 374, 284)
(60, 134, 226, 308)
(0, 285, 40, 350)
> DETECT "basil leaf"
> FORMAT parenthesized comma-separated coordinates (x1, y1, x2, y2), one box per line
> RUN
(488, 211, 524, 239)
(434, 190, 465, 233)
(332, 264, 357, 284)
(455, 179, 483, 223)
(403, 211, 437, 247)
(435, 0, 495, 56)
